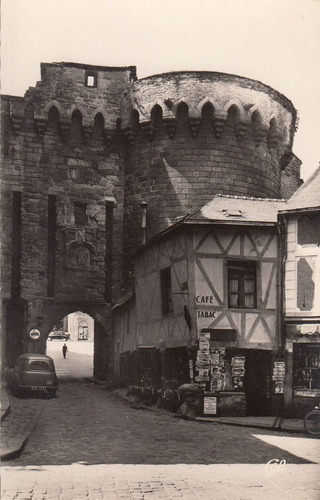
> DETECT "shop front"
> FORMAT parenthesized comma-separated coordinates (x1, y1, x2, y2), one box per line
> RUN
(195, 330, 274, 417)
(284, 323, 320, 418)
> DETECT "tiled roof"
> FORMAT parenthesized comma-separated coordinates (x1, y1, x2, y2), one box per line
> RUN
(282, 166, 320, 212)
(185, 194, 286, 224)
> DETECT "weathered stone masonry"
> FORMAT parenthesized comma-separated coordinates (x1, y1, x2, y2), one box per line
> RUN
(1, 63, 301, 379)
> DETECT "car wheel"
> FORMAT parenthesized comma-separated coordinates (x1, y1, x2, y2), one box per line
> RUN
(48, 389, 56, 398)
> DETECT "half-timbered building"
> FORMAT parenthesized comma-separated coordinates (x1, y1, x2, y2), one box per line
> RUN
(114, 194, 286, 416)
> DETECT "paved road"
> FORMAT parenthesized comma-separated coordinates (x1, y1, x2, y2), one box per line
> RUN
(46, 340, 94, 379)
(5, 379, 319, 466)
(2, 344, 320, 499)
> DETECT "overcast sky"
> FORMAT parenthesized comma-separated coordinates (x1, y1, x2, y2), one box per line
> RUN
(1, 0, 319, 181)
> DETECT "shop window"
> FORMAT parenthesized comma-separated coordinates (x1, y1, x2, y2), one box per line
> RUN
(228, 261, 257, 309)
(74, 202, 87, 226)
(160, 267, 172, 315)
(78, 320, 88, 340)
(293, 344, 320, 397)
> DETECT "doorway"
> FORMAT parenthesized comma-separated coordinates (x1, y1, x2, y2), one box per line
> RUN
(244, 350, 272, 416)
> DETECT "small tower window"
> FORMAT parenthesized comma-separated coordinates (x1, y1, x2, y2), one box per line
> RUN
(85, 71, 97, 88)
(74, 202, 87, 226)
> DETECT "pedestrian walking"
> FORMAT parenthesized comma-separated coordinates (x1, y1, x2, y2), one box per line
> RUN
(62, 343, 68, 359)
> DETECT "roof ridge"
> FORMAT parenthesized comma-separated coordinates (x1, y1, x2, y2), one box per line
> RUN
(215, 194, 286, 202)
(287, 164, 320, 202)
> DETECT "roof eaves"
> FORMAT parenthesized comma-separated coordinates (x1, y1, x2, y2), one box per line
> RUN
(279, 206, 320, 215)
(183, 218, 278, 226)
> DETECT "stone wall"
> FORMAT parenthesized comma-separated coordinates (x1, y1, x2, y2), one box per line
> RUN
(1, 63, 135, 376)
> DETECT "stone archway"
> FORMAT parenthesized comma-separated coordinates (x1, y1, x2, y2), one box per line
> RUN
(37, 301, 114, 381)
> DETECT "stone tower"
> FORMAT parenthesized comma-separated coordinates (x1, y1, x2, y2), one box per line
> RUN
(120, 71, 298, 255)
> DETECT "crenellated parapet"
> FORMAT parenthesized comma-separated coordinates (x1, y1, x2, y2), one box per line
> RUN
(121, 71, 296, 167)
(7, 97, 119, 149)
(4, 62, 136, 150)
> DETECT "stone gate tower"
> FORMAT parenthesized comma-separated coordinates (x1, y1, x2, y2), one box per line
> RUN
(1, 63, 300, 378)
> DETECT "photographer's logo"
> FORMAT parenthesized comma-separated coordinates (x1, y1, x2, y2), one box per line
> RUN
(265, 459, 286, 476)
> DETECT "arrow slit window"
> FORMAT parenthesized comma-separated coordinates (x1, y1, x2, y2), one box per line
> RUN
(228, 261, 257, 309)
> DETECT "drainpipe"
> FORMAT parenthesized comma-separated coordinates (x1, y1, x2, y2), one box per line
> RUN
(278, 214, 289, 419)
(278, 215, 287, 358)
(141, 201, 148, 245)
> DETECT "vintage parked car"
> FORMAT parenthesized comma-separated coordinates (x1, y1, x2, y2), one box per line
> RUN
(48, 331, 70, 341)
(5, 353, 58, 397)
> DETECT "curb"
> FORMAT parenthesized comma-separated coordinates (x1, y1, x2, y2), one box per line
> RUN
(1, 386, 11, 422)
(113, 390, 305, 433)
(215, 419, 305, 434)
(1, 403, 11, 422)
(1, 436, 29, 461)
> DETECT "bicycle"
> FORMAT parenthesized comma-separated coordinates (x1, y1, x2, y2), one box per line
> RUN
(127, 375, 157, 406)
(304, 402, 320, 435)
(157, 377, 181, 412)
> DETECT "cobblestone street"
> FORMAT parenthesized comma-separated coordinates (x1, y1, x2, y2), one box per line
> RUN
(4, 379, 318, 466)
(2, 375, 320, 499)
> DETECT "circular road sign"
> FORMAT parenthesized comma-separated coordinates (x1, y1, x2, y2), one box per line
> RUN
(29, 329, 41, 341)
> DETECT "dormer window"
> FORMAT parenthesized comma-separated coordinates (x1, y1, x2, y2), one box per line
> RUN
(223, 209, 243, 217)
(85, 71, 97, 88)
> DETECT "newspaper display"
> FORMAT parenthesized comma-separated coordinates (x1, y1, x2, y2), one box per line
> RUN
(272, 360, 286, 394)
(231, 356, 245, 389)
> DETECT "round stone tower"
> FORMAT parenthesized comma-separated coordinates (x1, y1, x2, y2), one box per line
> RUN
(121, 71, 297, 254)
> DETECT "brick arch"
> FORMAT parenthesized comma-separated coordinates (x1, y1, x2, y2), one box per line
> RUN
(69, 109, 85, 144)
(201, 101, 215, 117)
(175, 99, 189, 115)
(45, 100, 66, 116)
(248, 106, 267, 127)
(22, 102, 36, 131)
(250, 108, 268, 145)
(131, 108, 140, 125)
(147, 101, 164, 116)
(92, 112, 105, 141)
(223, 99, 246, 121)
(47, 105, 60, 133)
(197, 97, 217, 114)
(68, 103, 88, 117)
(24, 99, 42, 115)
(150, 104, 163, 132)
(267, 116, 280, 149)
(93, 108, 108, 123)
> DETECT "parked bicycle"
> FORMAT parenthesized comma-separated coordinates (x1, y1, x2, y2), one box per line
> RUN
(127, 375, 157, 406)
(157, 377, 181, 412)
(304, 402, 320, 435)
